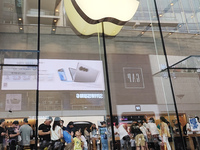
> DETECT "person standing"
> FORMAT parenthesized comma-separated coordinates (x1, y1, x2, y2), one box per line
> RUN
(142, 119, 148, 129)
(138, 122, 149, 150)
(0, 119, 7, 150)
(130, 121, 145, 150)
(118, 123, 130, 149)
(159, 116, 171, 150)
(60, 120, 67, 131)
(84, 127, 90, 143)
(113, 123, 120, 150)
(65, 121, 74, 150)
(66, 122, 74, 135)
(38, 116, 52, 150)
(146, 118, 160, 150)
(8, 121, 20, 150)
(73, 131, 83, 150)
(50, 117, 63, 150)
(99, 121, 108, 150)
(90, 123, 98, 150)
(78, 128, 88, 150)
(19, 118, 33, 149)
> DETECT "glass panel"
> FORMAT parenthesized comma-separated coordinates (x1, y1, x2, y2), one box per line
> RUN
(0, 0, 39, 149)
(38, 0, 112, 150)
(159, 0, 200, 149)
(2, 0, 199, 149)
(0, 0, 38, 50)
(104, 0, 179, 149)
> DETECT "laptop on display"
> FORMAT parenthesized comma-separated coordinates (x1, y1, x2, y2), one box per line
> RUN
(69, 63, 99, 82)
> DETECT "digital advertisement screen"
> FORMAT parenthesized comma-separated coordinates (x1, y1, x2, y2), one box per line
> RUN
(2, 59, 105, 91)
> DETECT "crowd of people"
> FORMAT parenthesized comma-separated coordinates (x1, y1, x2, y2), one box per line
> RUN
(0, 118, 33, 150)
(113, 117, 172, 150)
(1, 115, 200, 150)
(0, 117, 109, 150)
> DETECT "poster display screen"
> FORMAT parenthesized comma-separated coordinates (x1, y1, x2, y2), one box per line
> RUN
(2, 59, 105, 91)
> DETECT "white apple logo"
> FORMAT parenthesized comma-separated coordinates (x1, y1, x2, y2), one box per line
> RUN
(64, 0, 140, 36)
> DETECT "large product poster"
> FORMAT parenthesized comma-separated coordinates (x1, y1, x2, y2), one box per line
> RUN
(2, 59, 105, 91)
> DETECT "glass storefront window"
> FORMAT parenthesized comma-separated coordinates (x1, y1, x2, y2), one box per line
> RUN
(1, 0, 200, 149)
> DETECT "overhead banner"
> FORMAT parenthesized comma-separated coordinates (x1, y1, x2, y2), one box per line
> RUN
(2, 59, 105, 91)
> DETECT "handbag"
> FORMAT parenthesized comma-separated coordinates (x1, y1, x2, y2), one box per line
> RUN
(103, 133, 107, 139)
(60, 138, 64, 143)
(54, 141, 62, 149)
(123, 135, 130, 141)
(63, 131, 72, 143)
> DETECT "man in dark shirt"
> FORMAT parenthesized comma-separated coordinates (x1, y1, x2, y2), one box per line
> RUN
(8, 121, 20, 150)
(38, 116, 52, 150)
(65, 122, 74, 150)
(66, 121, 74, 134)
(0, 119, 7, 150)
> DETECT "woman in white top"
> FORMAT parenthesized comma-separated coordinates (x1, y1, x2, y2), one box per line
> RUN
(147, 118, 159, 136)
(51, 117, 63, 150)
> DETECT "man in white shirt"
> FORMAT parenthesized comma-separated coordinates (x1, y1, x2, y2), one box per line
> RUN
(118, 123, 131, 149)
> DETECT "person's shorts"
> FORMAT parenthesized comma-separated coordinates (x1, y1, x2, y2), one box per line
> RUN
(65, 142, 73, 150)
(135, 134, 145, 147)
(144, 135, 148, 142)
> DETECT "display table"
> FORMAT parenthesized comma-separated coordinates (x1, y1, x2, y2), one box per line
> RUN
(188, 134, 200, 150)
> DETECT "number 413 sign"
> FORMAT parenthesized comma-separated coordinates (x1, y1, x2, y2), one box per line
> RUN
(123, 67, 145, 89)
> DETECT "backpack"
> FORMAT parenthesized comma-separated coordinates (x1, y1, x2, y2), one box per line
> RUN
(63, 131, 72, 143)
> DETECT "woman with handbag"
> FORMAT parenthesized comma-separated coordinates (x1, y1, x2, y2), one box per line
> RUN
(50, 117, 63, 150)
